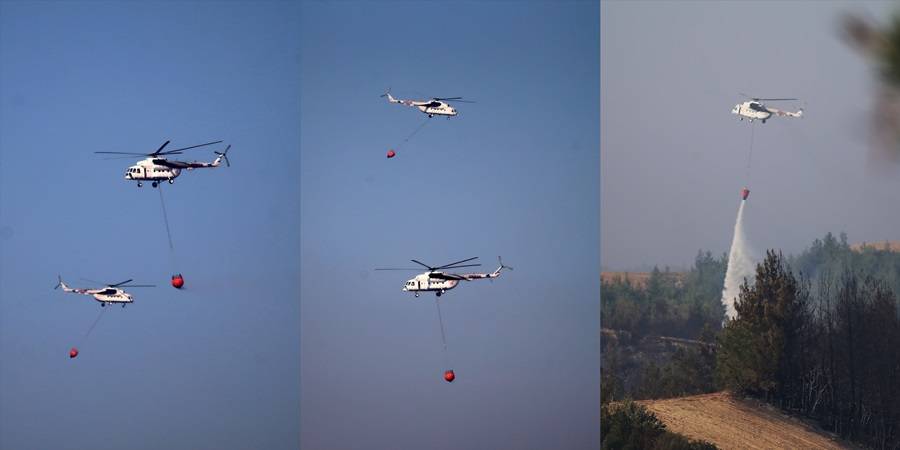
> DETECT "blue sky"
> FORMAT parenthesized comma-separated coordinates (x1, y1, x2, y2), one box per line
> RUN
(300, 2, 599, 449)
(1, 2, 300, 449)
(1, 2, 599, 449)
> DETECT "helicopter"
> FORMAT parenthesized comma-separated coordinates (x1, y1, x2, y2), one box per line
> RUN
(381, 91, 475, 118)
(95, 140, 232, 188)
(376, 256, 512, 297)
(54, 276, 154, 308)
(732, 95, 803, 123)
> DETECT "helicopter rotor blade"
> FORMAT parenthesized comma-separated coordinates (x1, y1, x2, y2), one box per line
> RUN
(440, 263, 481, 269)
(118, 284, 155, 288)
(153, 140, 171, 154)
(434, 97, 463, 100)
(437, 257, 479, 269)
(374, 268, 422, 271)
(738, 93, 797, 102)
(108, 279, 133, 287)
(410, 259, 434, 270)
(94, 151, 154, 156)
(159, 140, 223, 155)
(101, 155, 148, 160)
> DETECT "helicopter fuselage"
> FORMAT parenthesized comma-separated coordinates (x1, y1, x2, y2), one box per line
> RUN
(66, 286, 133, 304)
(417, 102, 457, 118)
(732, 101, 772, 122)
(125, 158, 182, 186)
(91, 288, 133, 304)
(403, 273, 460, 296)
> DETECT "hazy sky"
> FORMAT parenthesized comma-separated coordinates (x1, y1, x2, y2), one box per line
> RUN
(602, 1, 900, 271)
(300, 2, 599, 449)
(0, 2, 300, 449)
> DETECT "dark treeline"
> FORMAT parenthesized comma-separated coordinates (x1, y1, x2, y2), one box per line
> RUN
(718, 250, 900, 449)
(601, 252, 727, 401)
(602, 251, 726, 403)
(789, 232, 900, 298)
(603, 232, 900, 448)
(602, 251, 727, 340)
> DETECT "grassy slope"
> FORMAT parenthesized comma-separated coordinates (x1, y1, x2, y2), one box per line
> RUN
(638, 392, 860, 450)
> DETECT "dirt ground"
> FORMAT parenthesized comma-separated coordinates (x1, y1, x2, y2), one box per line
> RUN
(638, 392, 858, 450)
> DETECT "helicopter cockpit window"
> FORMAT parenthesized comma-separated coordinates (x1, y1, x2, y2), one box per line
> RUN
(749, 103, 765, 111)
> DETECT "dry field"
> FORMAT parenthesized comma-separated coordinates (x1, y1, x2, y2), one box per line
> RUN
(637, 392, 859, 450)
(850, 240, 900, 252)
(600, 271, 685, 288)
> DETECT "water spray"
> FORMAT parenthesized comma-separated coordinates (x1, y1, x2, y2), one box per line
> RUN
(721, 191, 756, 321)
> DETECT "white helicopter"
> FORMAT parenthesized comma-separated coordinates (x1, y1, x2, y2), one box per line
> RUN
(381, 91, 475, 118)
(732, 95, 803, 123)
(376, 256, 512, 297)
(54, 276, 154, 308)
(95, 140, 232, 188)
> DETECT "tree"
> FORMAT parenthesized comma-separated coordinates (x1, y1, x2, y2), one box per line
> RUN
(716, 250, 811, 404)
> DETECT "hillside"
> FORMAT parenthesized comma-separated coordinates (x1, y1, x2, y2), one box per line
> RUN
(638, 392, 858, 450)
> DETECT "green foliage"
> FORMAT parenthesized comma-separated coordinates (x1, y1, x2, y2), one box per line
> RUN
(601, 348, 625, 406)
(601, 401, 665, 450)
(601, 401, 718, 450)
(789, 232, 900, 304)
(880, 13, 900, 87)
(717, 250, 812, 400)
(602, 251, 727, 340)
(652, 433, 719, 450)
(714, 244, 900, 448)
(638, 345, 716, 400)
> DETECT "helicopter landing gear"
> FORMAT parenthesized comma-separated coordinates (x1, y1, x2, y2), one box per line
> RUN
(121, 303, 126, 308)
(101, 302, 106, 307)
(168, 179, 174, 184)
(436, 291, 442, 297)
(137, 182, 143, 187)
(152, 181, 158, 188)
(415, 292, 419, 298)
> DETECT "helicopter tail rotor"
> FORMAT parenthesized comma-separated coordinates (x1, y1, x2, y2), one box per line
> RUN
(381, 88, 400, 103)
(491, 256, 513, 278)
(214, 145, 232, 167)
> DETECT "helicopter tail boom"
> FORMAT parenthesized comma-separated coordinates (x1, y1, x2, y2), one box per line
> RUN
(382, 90, 401, 104)
(54, 276, 77, 293)
(772, 107, 803, 118)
